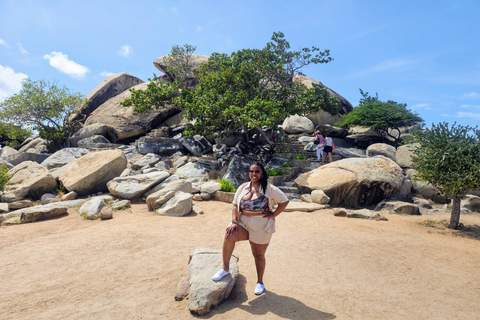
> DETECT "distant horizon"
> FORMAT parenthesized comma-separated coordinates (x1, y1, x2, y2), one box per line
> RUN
(1, 0, 479, 128)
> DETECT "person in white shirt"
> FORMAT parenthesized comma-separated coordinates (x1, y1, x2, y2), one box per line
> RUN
(322, 133, 333, 164)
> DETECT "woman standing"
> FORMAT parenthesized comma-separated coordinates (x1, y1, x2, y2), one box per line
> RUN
(313, 130, 325, 161)
(322, 133, 333, 164)
(212, 163, 289, 295)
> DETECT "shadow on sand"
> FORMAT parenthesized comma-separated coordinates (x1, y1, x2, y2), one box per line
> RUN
(197, 275, 336, 319)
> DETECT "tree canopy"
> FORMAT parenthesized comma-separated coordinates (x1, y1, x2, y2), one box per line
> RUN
(0, 79, 85, 151)
(122, 32, 339, 145)
(336, 90, 423, 143)
(410, 122, 480, 229)
(0, 122, 31, 149)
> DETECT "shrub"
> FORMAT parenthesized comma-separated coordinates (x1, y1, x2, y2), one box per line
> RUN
(267, 168, 285, 176)
(219, 179, 237, 192)
(294, 153, 305, 160)
(281, 162, 293, 168)
(0, 164, 10, 191)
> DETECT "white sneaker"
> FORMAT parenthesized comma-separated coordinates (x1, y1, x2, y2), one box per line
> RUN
(254, 283, 265, 295)
(212, 269, 230, 281)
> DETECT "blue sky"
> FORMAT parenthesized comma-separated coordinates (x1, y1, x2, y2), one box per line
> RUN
(1, 0, 479, 128)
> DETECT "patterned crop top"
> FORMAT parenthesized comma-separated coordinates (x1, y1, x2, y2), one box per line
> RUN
(240, 193, 269, 212)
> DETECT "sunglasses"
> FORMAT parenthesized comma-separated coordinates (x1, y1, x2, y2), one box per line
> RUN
(249, 170, 261, 174)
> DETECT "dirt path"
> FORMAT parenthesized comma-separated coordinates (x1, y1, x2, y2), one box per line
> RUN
(1, 201, 479, 320)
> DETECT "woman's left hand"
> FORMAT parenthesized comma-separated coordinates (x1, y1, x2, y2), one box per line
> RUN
(261, 208, 274, 218)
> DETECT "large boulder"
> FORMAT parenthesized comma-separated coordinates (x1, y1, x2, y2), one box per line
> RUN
(367, 143, 397, 161)
(84, 82, 181, 142)
(375, 200, 421, 215)
(315, 124, 348, 138)
(77, 135, 111, 148)
(222, 155, 257, 188)
(0, 146, 18, 157)
(79, 198, 106, 220)
(396, 143, 419, 168)
(405, 168, 447, 203)
(282, 114, 315, 134)
(69, 123, 114, 147)
(295, 156, 404, 208)
(0, 158, 14, 169)
(344, 134, 386, 149)
(0, 203, 68, 224)
(107, 171, 170, 200)
(17, 137, 45, 153)
(156, 191, 193, 216)
(132, 153, 161, 168)
(460, 195, 480, 212)
(154, 54, 209, 89)
(294, 75, 353, 120)
(41, 148, 90, 170)
(1, 152, 49, 166)
(146, 179, 193, 211)
(72, 72, 145, 122)
(56, 150, 127, 196)
(188, 247, 239, 316)
(137, 141, 185, 156)
(1, 161, 57, 203)
(175, 162, 209, 179)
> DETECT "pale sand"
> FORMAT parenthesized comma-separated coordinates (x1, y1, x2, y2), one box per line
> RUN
(1, 201, 480, 320)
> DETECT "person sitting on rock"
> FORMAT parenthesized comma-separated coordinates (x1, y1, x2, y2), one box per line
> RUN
(212, 163, 289, 295)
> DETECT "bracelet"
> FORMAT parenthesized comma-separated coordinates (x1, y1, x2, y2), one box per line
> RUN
(231, 219, 237, 224)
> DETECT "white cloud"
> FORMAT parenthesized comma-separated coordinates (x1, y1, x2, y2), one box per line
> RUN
(349, 59, 413, 78)
(100, 71, 115, 78)
(197, 26, 202, 32)
(462, 92, 480, 99)
(43, 51, 90, 79)
(171, 7, 178, 14)
(460, 104, 480, 110)
(455, 111, 480, 120)
(0, 38, 7, 47)
(411, 103, 430, 110)
(117, 45, 133, 58)
(0, 65, 28, 101)
(18, 43, 27, 54)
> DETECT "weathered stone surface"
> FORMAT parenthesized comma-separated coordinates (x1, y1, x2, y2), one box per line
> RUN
(111, 199, 131, 210)
(175, 277, 190, 301)
(282, 114, 315, 134)
(1, 152, 49, 166)
(143, 175, 180, 198)
(333, 208, 386, 220)
(78, 135, 110, 148)
(175, 162, 209, 179)
(173, 156, 188, 168)
(311, 189, 330, 204)
(8, 199, 33, 210)
(0, 158, 14, 169)
(107, 171, 170, 200)
(295, 156, 404, 208)
(2, 161, 57, 203)
(0, 146, 18, 157)
(344, 134, 385, 149)
(191, 204, 204, 215)
(154, 160, 171, 170)
(367, 143, 397, 161)
(460, 195, 480, 212)
(84, 82, 181, 142)
(315, 124, 349, 138)
(222, 155, 257, 188)
(1, 203, 68, 223)
(214, 131, 243, 148)
(180, 135, 212, 156)
(300, 194, 312, 202)
(193, 194, 203, 201)
(283, 200, 326, 212)
(17, 137, 45, 153)
(188, 247, 239, 316)
(41, 148, 90, 170)
(40, 193, 56, 204)
(137, 141, 185, 156)
(61, 191, 77, 201)
(100, 206, 113, 220)
(146, 179, 193, 211)
(200, 192, 211, 200)
(200, 181, 221, 195)
(412, 197, 433, 209)
(154, 54, 209, 89)
(214, 191, 235, 203)
(156, 191, 193, 216)
(79, 198, 106, 220)
(56, 150, 127, 196)
(332, 147, 367, 159)
(374, 200, 420, 215)
(69, 123, 113, 147)
(72, 72, 145, 122)
(132, 153, 161, 168)
(405, 169, 447, 203)
(0, 203, 9, 213)
(392, 177, 413, 201)
(396, 143, 419, 168)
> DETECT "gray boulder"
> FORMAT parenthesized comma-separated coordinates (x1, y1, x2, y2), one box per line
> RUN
(333, 208, 385, 220)
(396, 143, 419, 168)
(222, 155, 257, 188)
(344, 134, 385, 149)
(315, 124, 348, 138)
(137, 141, 185, 156)
(1, 152, 49, 166)
(107, 171, 170, 200)
(0, 146, 18, 157)
(175, 162, 209, 179)
(69, 123, 113, 147)
(77, 135, 110, 148)
(180, 135, 212, 156)
(374, 200, 421, 215)
(156, 191, 193, 216)
(295, 156, 404, 208)
(282, 114, 315, 134)
(72, 72, 145, 122)
(154, 54, 210, 89)
(146, 179, 193, 211)
(367, 143, 397, 161)
(200, 181, 221, 195)
(41, 148, 90, 170)
(311, 189, 330, 204)
(460, 195, 480, 212)
(188, 247, 239, 316)
(283, 200, 326, 212)
(17, 137, 45, 153)
(0, 158, 14, 169)
(132, 153, 161, 168)
(79, 198, 106, 220)
(1, 161, 57, 203)
(144, 175, 181, 198)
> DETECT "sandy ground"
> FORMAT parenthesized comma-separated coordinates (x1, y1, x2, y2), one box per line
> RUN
(1, 200, 480, 320)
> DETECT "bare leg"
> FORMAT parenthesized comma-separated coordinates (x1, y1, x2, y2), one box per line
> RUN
(222, 225, 249, 271)
(249, 241, 270, 284)
(328, 152, 332, 163)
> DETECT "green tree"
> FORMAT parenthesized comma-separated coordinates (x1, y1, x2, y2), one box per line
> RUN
(336, 90, 423, 144)
(0, 122, 32, 149)
(0, 164, 9, 191)
(122, 32, 339, 146)
(0, 79, 85, 151)
(410, 122, 480, 229)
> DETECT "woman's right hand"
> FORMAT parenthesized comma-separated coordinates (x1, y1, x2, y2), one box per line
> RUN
(226, 222, 238, 235)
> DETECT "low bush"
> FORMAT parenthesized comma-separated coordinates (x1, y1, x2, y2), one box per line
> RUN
(294, 153, 305, 160)
(0, 164, 10, 191)
(281, 162, 293, 168)
(219, 179, 237, 192)
(267, 168, 285, 176)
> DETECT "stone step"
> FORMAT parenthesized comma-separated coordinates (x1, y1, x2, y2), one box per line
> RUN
(279, 186, 299, 194)
(282, 181, 296, 187)
(285, 193, 301, 200)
